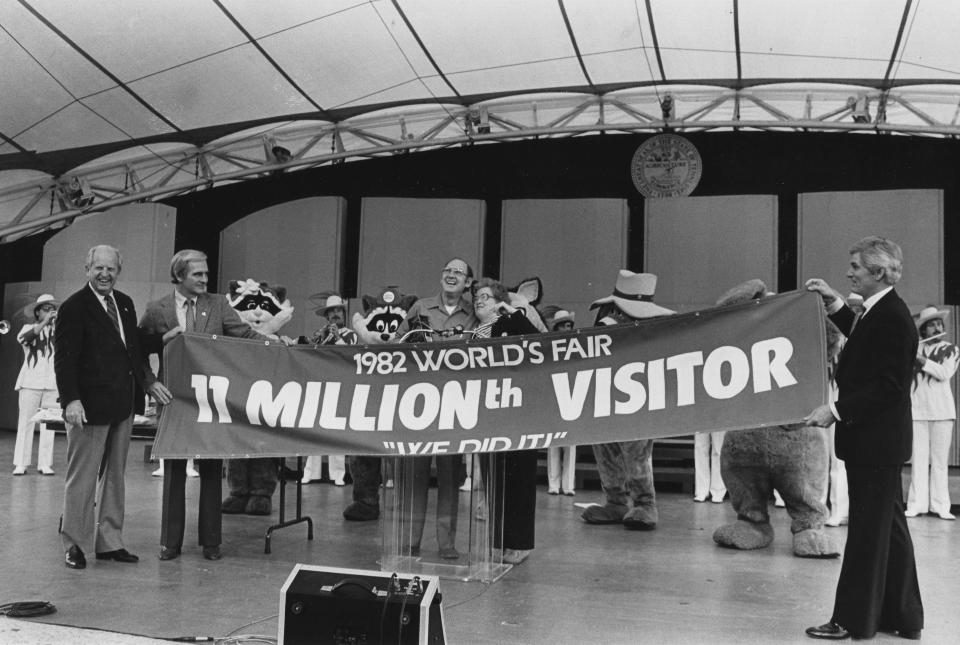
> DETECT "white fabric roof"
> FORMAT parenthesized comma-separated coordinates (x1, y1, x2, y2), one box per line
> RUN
(2, 0, 960, 238)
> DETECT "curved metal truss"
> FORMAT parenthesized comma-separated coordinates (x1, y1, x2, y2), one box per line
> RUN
(3, 84, 960, 241)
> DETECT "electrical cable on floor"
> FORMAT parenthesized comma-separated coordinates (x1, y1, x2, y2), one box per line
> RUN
(222, 613, 279, 637)
(214, 636, 277, 644)
(0, 601, 57, 617)
(444, 581, 492, 609)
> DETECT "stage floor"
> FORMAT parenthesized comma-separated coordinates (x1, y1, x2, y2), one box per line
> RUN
(1, 433, 958, 644)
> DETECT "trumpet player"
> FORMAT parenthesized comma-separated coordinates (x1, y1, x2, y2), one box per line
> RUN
(906, 305, 958, 520)
(12, 294, 60, 476)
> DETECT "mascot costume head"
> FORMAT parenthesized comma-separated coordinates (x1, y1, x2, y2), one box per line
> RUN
(352, 286, 418, 344)
(506, 277, 548, 332)
(221, 278, 294, 516)
(227, 279, 294, 336)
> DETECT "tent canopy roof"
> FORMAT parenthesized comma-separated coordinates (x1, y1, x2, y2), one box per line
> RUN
(3, 0, 959, 238)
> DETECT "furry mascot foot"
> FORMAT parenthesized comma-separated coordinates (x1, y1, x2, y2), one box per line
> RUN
(622, 505, 658, 531)
(581, 503, 628, 524)
(792, 528, 840, 559)
(221, 495, 248, 514)
(343, 501, 380, 521)
(245, 494, 272, 516)
(713, 520, 775, 550)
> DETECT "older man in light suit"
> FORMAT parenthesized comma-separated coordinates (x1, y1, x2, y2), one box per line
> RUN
(139, 249, 271, 562)
(55, 245, 171, 570)
(804, 236, 923, 641)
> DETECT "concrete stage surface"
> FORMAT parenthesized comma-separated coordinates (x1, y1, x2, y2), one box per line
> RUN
(0, 433, 957, 644)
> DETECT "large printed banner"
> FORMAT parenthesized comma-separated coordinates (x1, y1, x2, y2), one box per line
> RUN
(153, 290, 828, 458)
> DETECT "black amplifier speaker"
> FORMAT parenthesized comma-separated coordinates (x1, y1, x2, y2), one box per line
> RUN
(278, 564, 447, 645)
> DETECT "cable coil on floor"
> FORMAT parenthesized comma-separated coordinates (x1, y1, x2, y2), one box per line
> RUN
(0, 601, 57, 617)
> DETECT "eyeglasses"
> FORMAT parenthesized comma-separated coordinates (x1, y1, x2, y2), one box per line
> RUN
(473, 292, 492, 303)
(441, 267, 467, 278)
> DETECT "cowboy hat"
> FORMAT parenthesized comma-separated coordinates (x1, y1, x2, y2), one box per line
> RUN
(310, 293, 347, 316)
(548, 309, 575, 329)
(590, 270, 674, 319)
(22, 293, 59, 319)
(915, 305, 949, 328)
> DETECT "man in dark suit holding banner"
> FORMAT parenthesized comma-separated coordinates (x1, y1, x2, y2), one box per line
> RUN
(55, 245, 171, 570)
(139, 249, 268, 562)
(803, 236, 923, 640)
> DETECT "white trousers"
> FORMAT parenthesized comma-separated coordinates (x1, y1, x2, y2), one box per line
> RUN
(13, 388, 57, 470)
(907, 420, 954, 515)
(694, 431, 726, 500)
(303, 455, 345, 482)
(826, 424, 848, 520)
(547, 445, 576, 492)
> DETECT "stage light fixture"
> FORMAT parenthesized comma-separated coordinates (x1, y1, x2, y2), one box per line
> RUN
(660, 94, 675, 120)
(57, 176, 95, 208)
(849, 95, 871, 124)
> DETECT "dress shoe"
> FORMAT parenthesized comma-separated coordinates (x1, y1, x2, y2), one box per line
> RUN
(65, 545, 86, 569)
(805, 621, 849, 640)
(904, 509, 921, 518)
(300, 476, 314, 484)
(12, 466, 26, 476)
(501, 548, 531, 564)
(936, 511, 956, 520)
(896, 629, 921, 640)
(562, 490, 575, 496)
(95, 548, 139, 563)
(548, 488, 560, 495)
(333, 479, 345, 486)
(158, 546, 181, 561)
(693, 495, 708, 502)
(202, 546, 222, 561)
(39, 468, 55, 475)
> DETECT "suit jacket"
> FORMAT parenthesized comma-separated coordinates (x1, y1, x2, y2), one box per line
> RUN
(830, 288, 918, 465)
(54, 284, 148, 424)
(138, 291, 263, 381)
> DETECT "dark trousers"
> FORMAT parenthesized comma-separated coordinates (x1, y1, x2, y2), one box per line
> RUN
(161, 458, 222, 550)
(485, 450, 538, 551)
(831, 464, 923, 637)
(395, 455, 460, 551)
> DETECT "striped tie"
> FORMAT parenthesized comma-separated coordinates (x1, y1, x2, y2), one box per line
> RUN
(104, 294, 121, 335)
(185, 299, 196, 333)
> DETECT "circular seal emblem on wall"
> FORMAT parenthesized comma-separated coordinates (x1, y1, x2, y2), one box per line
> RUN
(630, 134, 703, 198)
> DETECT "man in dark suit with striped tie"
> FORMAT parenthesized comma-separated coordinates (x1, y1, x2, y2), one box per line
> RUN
(55, 245, 172, 570)
(803, 236, 923, 640)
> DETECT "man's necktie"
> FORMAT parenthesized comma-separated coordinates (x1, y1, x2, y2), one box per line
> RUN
(850, 311, 863, 335)
(104, 294, 121, 334)
(185, 299, 196, 333)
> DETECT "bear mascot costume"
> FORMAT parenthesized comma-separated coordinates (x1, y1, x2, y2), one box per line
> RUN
(342, 286, 418, 521)
(712, 279, 840, 558)
(221, 279, 294, 516)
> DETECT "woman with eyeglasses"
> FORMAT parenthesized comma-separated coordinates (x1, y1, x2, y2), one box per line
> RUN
(472, 277, 541, 565)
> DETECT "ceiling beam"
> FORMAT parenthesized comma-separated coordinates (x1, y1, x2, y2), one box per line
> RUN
(17, 0, 181, 133)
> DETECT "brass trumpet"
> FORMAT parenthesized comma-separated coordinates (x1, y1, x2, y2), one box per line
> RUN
(0, 320, 10, 335)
